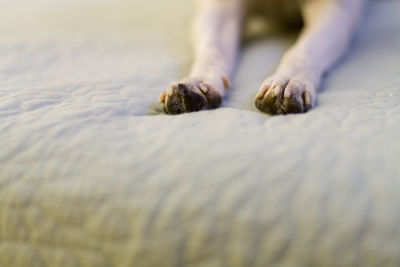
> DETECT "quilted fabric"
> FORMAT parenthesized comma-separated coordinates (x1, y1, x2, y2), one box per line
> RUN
(0, 0, 399, 266)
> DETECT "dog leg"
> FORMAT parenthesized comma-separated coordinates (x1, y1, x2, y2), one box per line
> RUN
(160, 0, 243, 114)
(255, 0, 365, 115)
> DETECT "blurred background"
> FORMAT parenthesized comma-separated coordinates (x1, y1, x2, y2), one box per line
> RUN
(1, 0, 304, 115)
(1, 1, 400, 266)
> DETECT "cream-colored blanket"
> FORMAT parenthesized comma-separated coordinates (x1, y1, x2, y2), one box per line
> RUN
(1, 0, 399, 266)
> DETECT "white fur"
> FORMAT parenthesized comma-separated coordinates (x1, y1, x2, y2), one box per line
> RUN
(160, 0, 366, 114)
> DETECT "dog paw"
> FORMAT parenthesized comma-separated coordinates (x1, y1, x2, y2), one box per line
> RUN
(159, 77, 228, 115)
(254, 75, 316, 115)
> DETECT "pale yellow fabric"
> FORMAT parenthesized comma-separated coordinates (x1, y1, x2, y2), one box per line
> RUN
(0, 1, 399, 266)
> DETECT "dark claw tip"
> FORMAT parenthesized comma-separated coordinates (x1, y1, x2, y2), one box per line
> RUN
(177, 84, 187, 93)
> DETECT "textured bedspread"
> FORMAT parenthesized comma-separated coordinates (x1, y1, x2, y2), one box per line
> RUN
(1, 0, 400, 266)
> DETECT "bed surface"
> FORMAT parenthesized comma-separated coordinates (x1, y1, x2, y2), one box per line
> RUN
(1, 0, 399, 266)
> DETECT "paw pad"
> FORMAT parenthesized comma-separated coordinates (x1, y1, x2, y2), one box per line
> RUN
(255, 76, 315, 115)
(159, 78, 223, 115)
